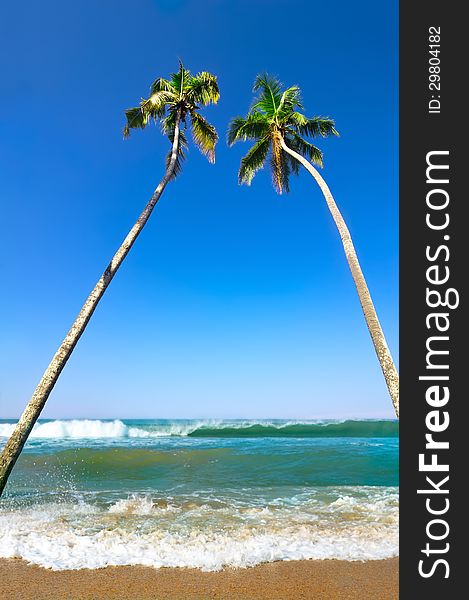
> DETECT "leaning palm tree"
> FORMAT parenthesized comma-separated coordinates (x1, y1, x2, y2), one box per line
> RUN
(0, 62, 220, 497)
(228, 74, 399, 417)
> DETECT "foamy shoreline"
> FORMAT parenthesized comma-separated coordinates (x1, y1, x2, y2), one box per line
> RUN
(0, 488, 398, 570)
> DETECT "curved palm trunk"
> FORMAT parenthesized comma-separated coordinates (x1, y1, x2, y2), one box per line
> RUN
(280, 137, 399, 418)
(0, 111, 182, 498)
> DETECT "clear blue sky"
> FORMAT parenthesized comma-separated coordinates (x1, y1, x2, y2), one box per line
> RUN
(0, 0, 398, 419)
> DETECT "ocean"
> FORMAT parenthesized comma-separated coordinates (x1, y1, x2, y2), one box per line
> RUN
(0, 419, 399, 571)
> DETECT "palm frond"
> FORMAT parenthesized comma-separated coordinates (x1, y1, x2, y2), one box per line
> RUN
(278, 85, 303, 116)
(190, 111, 218, 163)
(286, 132, 324, 167)
(171, 61, 192, 97)
(285, 149, 301, 176)
(238, 136, 270, 186)
(123, 106, 148, 138)
(287, 111, 308, 127)
(252, 73, 282, 97)
(149, 77, 175, 95)
(251, 73, 283, 117)
(186, 72, 220, 106)
(296, 117, 339, 138)
(140, 90, 176, 119)
(227, 112, 270, 145)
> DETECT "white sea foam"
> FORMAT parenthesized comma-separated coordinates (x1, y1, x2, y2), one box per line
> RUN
(108, 495, 180, 515)
(0, 419, 129, 439)
(0, 488, 398, 570)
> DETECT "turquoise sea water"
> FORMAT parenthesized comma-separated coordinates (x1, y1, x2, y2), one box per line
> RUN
(0, 419, 398, 570)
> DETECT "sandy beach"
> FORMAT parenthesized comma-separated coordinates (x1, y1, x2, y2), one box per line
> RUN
(0, 558, 398, 600)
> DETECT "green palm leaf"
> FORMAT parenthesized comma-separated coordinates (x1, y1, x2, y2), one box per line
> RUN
(141, 90, 176, 118)
(190, 111, 218, 163)
(170, 62, 192, 97)
(186, 72, 220, 106)
(251, 73, 283, 117)
(286, 132, 323, 167)
(278, 86, 303, 116)
(286, 111, 308, 127)
(149, 77, 174, 95)
(296, 117, 339, 138)
(123, 106, 147, 138)
(238, 136, 270, 185)
(227, 113, 269, 145)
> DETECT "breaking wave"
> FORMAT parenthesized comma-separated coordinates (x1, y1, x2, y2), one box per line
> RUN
(0, 419, 398, 439)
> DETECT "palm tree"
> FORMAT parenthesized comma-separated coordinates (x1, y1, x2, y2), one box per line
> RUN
(0, 62, 220, 498)
(228, 74, 399, 417)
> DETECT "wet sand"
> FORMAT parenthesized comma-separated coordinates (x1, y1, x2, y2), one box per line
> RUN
(0, 557, 398, 599)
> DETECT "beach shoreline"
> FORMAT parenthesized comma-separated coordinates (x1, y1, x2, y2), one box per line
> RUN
(0, 557, 398, 600)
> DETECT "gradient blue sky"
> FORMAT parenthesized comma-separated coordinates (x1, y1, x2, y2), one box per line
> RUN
(0, 0, 398, 419)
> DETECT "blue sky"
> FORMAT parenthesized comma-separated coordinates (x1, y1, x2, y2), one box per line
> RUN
(0, 0, 398, 419)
